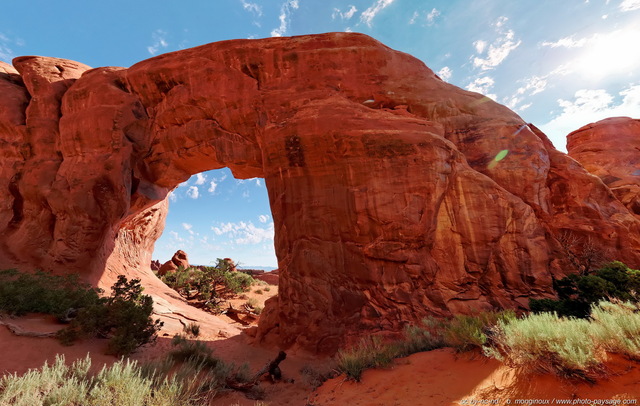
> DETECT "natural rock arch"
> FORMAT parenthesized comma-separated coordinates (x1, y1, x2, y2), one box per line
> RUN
(1, 33, 639, 353)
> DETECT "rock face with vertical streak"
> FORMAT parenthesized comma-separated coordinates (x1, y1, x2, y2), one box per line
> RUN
(0, 33, 639, 353)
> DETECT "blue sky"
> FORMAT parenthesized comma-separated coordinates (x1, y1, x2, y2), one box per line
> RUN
(1, 0, 638, 267)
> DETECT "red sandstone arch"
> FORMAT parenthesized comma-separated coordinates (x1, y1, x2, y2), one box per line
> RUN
(1, 33, 639, 353)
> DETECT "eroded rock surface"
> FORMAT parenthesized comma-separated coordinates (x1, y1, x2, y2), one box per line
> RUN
(567, 117, 640, 216)
(1, 33, 639, 353)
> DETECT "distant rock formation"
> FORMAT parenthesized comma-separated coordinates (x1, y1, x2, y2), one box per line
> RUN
(158, 250, 190, 276)
(150, 260, 161, 271)
(0, 33, 638, 353)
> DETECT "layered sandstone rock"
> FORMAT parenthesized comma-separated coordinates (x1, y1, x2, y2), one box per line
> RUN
(567, 117, 640, 216)
(1, 33, 639, 353)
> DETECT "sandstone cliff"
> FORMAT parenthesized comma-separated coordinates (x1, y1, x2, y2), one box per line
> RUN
(567, 117, 640, 216)
(1, 33, 638, 353)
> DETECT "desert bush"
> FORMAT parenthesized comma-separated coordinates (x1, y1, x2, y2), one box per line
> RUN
(530, 261, 640, 318)
(168, 333, 251, 388)
(0, 269, 101, 320)
(160, 260, 257, 307)
(443, 311, 516, 352)
(589, 300, 640, 358)
(0, 355, 209, 406)
(337, 310, 514, 381)
(0, 270, 161, 356)
(336, 336, 398, 381)
(59, 275, 163, 356)
(484, 300, 640, 380)
(394, 317, 445, 356)
(299, 364, 337, 389)
(184, 322, 201, 338)
(484, 312, 597, 378)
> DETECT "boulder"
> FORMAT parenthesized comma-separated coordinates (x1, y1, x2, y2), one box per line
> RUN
(158, 250, 190, 276)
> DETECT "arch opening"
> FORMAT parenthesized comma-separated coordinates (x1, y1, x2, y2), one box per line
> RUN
(153, 168, 277, 270)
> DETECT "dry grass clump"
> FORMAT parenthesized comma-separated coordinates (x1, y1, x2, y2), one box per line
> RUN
(337, 310, 514, 381)
(336, 336, 397, 381)
(0, 355, 207, 406)
(485, 300, 640, 380)
(0, 322, 257, 406)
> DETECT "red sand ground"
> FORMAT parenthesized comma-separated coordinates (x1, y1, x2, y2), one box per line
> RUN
(312, 349, 640, 406)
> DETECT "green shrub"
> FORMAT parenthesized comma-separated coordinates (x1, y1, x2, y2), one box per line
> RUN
(0, 270, 161, 357)
(530, 261, 640, 318)
(0, 269, 101, 320)
(60, 275, 163, 356)
(159, 259, 257, 310)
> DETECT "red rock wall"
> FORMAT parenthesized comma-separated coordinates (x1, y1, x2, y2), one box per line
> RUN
(1, 33, 639, 353)
(567, 117, 640, 216)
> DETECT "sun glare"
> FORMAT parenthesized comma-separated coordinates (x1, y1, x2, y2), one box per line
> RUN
(576, 27, 640, 81)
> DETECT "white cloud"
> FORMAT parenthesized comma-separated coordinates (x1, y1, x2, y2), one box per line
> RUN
(169, 231, 185, 243)
(0, 33, 15, 63)
(495, 16, 508, 28)
(409, 11, 419, 24)
(540, 85, 640, 151)
(540, 28, 640, 81)
(541, 35, 589, 48)
(212, 221, 274, 245)
(194, 173, 207, 185)
(437, 66, 452, 81)
(240, 0, 263, 16)
(147, 29, 169, 56)
(258, 214, 269, 223)
(620, 0, 640, 11)
(465, 76, 496, 99)
(168, 191, 177, 202)
(333, 5, 357, 20)
(473, 30, 521, 71)
(472, 17, 521, 71)
(271, 0, 300, 37)
(516, 76, 548, 96)
(208, 180, 218, 194)
(426, 8, 440, 25)
(186, 186, 199, 199)
(474, 40, 487, 54)
(361, 0, 395, 27)
(182, 222, 195, 235)
(518, 103, 532, 112)
(255, 179, 262, 186)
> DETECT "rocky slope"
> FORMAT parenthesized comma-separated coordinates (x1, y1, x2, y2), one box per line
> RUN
(0, 33, 639, 353)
